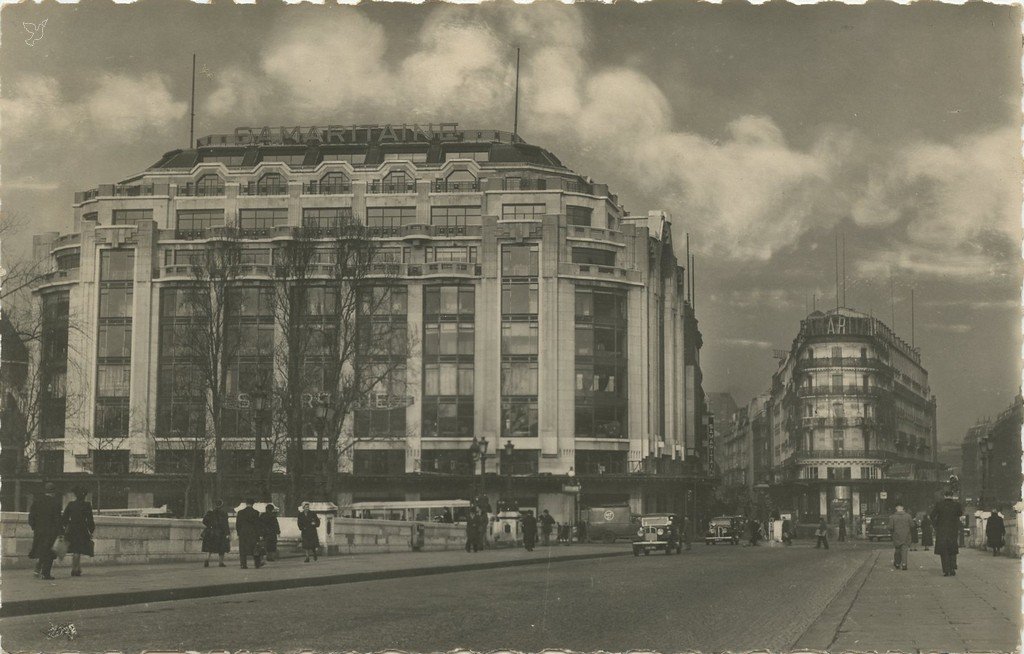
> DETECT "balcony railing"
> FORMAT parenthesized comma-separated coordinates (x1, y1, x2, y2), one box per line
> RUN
(177, 184, 226, 197)
(75, 184, 166, 202)
(558, 262, 641, 284)
(409, 262, 481, 277)
(53, 233, 81, 248)
(566, 225, 626, 245)
(432, 180, 480, 193)
(795, 357, 890, 371)
(33, 268, 79, 288)
(239, 183, 289, 196)
(798, 416, 878, 429)
(302, 182, 352, 195)
(174, 229, 211, 240)
(796, 385, 884, 397)
(502, 178, 547, 191)
(368, 181, 416, 194)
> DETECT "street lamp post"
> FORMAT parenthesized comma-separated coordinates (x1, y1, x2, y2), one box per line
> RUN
(503, 440, 515, 505)
(469, 436, 489, 503)
(313, 395, 336, 500)
(567, 466, 577, 542)
(250, 387, 267, 500)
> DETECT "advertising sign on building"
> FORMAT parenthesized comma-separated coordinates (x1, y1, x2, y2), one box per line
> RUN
(887, 463, 914, 480)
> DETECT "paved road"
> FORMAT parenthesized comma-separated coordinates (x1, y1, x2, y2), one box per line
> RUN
(2, 542, 871, 652)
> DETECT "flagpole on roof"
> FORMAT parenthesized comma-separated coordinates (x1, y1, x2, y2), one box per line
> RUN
(189, 54, 196, 148)
(513, 47, 521, 141)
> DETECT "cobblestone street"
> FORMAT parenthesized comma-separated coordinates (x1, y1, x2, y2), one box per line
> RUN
(9, 540, 1007, 654)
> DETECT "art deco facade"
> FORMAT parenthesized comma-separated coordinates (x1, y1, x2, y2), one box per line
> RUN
(23, 124, 711, 520)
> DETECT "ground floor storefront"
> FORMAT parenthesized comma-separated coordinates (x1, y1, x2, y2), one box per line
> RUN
(771, 479, 944, 527)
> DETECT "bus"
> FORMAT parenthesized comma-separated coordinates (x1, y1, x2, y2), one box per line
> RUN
(343, 500, 473, 523)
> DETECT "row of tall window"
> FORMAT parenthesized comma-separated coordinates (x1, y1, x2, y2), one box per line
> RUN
(501, 245, 539, 438)
(95, 250, 135, 441)
(575, 288, 628, 439)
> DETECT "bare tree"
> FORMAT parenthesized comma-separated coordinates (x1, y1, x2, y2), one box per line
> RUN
(181, 232, 245, 502)
(270, 221, 413, 509)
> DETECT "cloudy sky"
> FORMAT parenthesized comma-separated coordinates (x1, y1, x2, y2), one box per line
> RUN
(2, 2, 1020, 446)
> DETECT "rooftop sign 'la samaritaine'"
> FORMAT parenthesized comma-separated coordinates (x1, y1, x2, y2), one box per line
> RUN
(230, 123, 463, 146)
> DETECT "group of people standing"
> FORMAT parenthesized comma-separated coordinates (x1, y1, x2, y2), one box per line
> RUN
(201, 500, 321, 568)
(464, 506, 561, 553)
(28, 483, 96, 580)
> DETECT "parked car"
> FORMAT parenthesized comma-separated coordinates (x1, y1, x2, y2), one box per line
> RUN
(705, 515, 743, 545)
(586, 505, 640, 544)
(633, 513, 683, 556)
(865, 515, 892, 541)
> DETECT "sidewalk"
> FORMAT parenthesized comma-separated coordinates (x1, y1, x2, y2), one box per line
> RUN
(796, 546, 1022, 651)
(0, 543, 625, 618)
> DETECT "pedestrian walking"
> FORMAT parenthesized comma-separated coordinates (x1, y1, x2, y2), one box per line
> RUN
(838, 515, 847, 542)
(815, 518, 830, 549)
(202, 499, 230, 568)
(930, 489, 963, 577)
(60, 487, 95, 577)
(464, 507, 481, 553)
(28, 482, 63, 580)
(539, 509, 555, 546)
(781, 517, 793, 546)
(681, 516, 692, 551)
(521, 509, 538, 551)
(260, 504, 281, 562)
(236, 498, 263, 569)
(920, 513, 934, 548)
(747, 517, 761, 546)
(297, 502, 321, 562)
(890, 503, 913, 570)
(986, 508, 1006, 557)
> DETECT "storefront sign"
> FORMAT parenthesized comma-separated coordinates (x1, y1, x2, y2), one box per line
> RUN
(231, 123, 463, 146)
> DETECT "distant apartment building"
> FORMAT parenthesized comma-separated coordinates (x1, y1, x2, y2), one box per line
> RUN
(725, 308, 943, 521)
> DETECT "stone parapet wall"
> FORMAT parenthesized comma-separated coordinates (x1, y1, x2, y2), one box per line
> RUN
(1, 513, 466, 568)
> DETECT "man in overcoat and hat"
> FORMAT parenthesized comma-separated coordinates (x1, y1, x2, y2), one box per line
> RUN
(28, 482, 63, 580)
(930, 488, 964, 576)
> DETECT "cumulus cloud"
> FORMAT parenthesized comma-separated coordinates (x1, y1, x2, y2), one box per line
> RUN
(3, 73, 186, 139)
(852, 129, 1021, 278)
(85, 74, 188, 134)
(198, 7, 1017, 270)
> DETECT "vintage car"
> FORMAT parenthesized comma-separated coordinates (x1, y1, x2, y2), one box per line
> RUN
(632, 513, 683, 556)
(865, 515, 892, 541)
(705, 515, 743, 545)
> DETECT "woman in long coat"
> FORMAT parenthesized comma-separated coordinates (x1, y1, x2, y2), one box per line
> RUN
(61, 487, 96, 577)
(260, 504, 281, 562)
(920, 513, 934, 548)
(202, 499, 231, 568)
(986, 509, 1006, 557)
(297, 503, 321, 562)
(930, 491, 963, 576)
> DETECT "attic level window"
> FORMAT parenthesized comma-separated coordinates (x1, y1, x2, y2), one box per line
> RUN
(321, 152, 367, 165)
(202, 154, 245, 167)
(83, 212, 98, 222)
(261, 153, 307, 166)
(445, 151, 489, 163)
(502, 204, 545, 221)
(256, 173, 287, 195)
(383, 152, 428, 163)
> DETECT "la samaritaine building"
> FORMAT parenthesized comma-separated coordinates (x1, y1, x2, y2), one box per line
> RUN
(22, 123, 713, 521)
